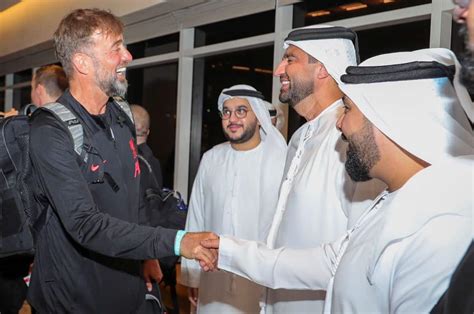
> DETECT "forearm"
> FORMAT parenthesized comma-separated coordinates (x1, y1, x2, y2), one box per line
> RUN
(218, 236, 333, 290)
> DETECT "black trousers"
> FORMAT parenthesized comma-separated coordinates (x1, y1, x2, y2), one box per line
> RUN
(0, 255, 31, 314)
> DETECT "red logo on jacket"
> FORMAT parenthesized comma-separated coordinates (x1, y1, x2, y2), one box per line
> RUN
(129, 139, 141, 178)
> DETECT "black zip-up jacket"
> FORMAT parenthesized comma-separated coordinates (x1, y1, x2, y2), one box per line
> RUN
(27, 90, 177, 313)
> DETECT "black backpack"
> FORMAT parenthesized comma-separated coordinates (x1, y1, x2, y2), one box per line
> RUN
(0, 115, 41, 258)
(138, 153, 187, 275)
(0, 98, 134, 259)
(138, 154, 187, 232)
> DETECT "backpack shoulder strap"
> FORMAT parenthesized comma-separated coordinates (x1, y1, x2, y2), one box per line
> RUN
(138, 154, 160, 189)
(112, 96, 134, 124)
(42, 102, 87, 162)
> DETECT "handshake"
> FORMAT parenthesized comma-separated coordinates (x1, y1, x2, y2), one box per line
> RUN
(179, 232, 221, 271)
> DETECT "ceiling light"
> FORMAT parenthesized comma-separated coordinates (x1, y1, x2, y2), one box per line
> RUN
(254, 68, 273, 74)
(232, 66, 250, 71)
(340, 2, 368, 11)
(307, 10, 331, 17)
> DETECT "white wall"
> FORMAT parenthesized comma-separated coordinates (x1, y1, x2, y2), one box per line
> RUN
(0, 0, 171, 58)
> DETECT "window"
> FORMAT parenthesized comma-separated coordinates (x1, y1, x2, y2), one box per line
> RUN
(189, 46, 274, 191)
(194, 10, 275, 47)
(13, 69, 31, 84)
(126, 63, 178, 188)
(13, 86, 31, 109)
(127, 33, 179, 59)
(0, 91, 4, 111)
(293, 0, 431, 27)
(357, 19, 430, 61)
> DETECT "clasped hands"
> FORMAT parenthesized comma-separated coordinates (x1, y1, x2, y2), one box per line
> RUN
(180, 232, 221, 271)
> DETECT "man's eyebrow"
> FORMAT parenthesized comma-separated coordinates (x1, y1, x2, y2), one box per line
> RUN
(112, 39, 123, 47)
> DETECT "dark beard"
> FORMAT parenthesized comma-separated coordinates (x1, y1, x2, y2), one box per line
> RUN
(224, 121, 258, 144)
(345, 143, 373, 182)
(459, 25, 474, 93)
(344, 121, 380, 182)
(279, 79, 313, 107)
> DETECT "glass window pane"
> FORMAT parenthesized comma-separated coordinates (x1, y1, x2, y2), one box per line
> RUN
(13, 86, 31, 109)
(0, 76, 5, 87)
(195, 11, 275, 47)
(13, 69, 32, 84)
(294, 0, 431, 27)
(126, 63, 178, 188)
(0, 91, 4, 111)
(358, 19, 430, 61)
(127, 33, 179, 59)
(189, 46, 274, 192)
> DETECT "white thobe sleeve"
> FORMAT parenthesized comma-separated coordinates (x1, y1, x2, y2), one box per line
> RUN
(179, 161, 207, 288)
(218, 235, 346, 290)
(387, 215, 470, 313)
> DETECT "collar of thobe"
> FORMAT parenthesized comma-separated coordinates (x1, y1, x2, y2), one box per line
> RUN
(284, 25, 359, 85)
(366, 156, 473, 284)
(340, 48, 474, 166)
(302, 98, 344, 138)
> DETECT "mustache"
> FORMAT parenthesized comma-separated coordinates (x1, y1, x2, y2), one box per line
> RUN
(280, 73, 290, 82)
(227, 123, 243, 128)
(340, 133, 348, 142)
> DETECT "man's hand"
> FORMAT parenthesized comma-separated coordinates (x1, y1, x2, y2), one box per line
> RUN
(143, 259, 163, 292)
(200, 238, 220, 272)
(201, 238, 220, 250)
(188, 287, 199, 307)
(0, 108, 18, 118)
(180, 232, 218, 271)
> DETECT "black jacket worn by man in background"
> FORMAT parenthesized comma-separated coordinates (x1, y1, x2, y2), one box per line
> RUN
(28, 90, 177, 313)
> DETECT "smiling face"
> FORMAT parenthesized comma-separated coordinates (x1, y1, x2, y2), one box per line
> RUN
(87, 30, 132, 97)
(274, 45, 316, 108)
(221, 97, 260, 145)
(336, 96, 381, 182)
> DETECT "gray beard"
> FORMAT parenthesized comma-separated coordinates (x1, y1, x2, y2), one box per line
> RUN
(97, 73, 128, 98)
(92, 57, 128, 98)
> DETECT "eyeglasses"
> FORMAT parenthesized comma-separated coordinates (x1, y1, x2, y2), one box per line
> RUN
(219, 107, 249, 120)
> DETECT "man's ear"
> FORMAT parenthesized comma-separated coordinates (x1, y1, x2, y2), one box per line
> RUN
(36, 84, 47, 99)
(316, 63, 330, 79)
(72, 52, 91, 75)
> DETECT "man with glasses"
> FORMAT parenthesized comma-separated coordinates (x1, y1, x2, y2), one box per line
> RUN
(180, 84, 287, 313)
